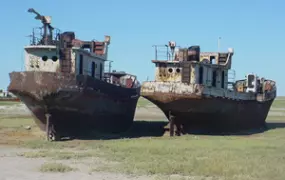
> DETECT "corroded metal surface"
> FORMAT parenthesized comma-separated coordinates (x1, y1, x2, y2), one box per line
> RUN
(143, 92, 274, 134)
(141, 81, 276, 134)
(144, 42, 277, 135)
(8, 71, 140, 136)
(141, 81, 276, 102)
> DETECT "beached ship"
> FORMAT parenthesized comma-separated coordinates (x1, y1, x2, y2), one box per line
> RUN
(141, 41, 277, 136)
(7, 8, 141, 141)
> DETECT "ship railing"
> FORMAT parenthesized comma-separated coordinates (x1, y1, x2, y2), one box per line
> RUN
(28, 27, 61, 46)
(104, 60, 114, 73)
(152, 45, 172, 60)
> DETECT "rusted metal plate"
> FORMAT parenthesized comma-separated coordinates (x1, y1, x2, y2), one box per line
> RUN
(141, 80, 276, 135)
(8, 71, 140, 136)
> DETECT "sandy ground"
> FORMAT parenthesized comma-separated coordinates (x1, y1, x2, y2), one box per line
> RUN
(0, 146, 152, 180)
(0, 146, 156, 180)
(0, 104, 167, 180)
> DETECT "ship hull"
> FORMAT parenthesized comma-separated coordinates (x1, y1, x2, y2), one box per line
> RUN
(8, 71, 140, 139)
(143, 93, 273, 133)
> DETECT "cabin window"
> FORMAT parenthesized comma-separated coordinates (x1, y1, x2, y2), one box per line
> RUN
(99, 63, 103, 79)
(91, 62, 95, 78)
(212, 70, 217, 87)
(168, 68, 173, 73)
(221, 71, 225, 88)
(79, 54, 83, 75)
(199, 66, 203, 84)
(176, 68, 180, 73)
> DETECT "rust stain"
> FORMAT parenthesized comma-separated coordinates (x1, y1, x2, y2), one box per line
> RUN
(143, 43, 277, 136)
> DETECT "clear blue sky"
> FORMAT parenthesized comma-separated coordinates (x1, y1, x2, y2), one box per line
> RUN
(0, 0, 284, 95)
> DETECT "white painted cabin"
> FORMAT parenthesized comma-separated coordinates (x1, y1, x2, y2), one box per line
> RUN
(24, 44, 107, 80)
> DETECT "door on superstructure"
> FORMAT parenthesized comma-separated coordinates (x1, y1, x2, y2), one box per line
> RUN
(99, 63, 103, 80)
(181, 62, 191, 83)
(79, 54, 83, 75)
(91, 62, 96, 78)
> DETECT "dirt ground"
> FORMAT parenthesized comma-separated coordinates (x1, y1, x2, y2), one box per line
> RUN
(0, 146, 155, 180)
(0, 103, 284, 180)
(0, 104, 171, 180)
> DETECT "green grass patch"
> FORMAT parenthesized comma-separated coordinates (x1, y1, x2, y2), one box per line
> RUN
(39, 162, 75, 173)
(0, 101, 21, 106)
(18, 150, 100, 160)
(276, 96, 285, 100)
(0, 117, 33, 128)
(137, 97, 153, 107)
(266, 116, 285, 121)
(272, 99, 285, 108)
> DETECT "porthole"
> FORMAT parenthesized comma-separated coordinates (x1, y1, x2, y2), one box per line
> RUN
(42, 56, 48, 61)
(168, 68, 173, 73)
(176, 68, 181, 73)
(52, 56, 58, 62)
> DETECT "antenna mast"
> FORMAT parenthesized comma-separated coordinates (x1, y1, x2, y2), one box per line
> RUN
(218, 37, 221, 52)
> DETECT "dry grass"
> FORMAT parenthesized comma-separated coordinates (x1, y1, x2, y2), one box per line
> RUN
(39, 162, 75, 173)
(17, 123, 285, 179)
(1, 99, 285, 180)
(137, 97, 154, 107)
(18, 150, 99, 160)
(16, 121, 285, 180)
(0, 101, 21, 106)
(272, 99, 285, 108)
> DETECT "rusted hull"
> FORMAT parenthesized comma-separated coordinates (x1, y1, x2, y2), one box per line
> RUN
(8, 71, 140, 136)
(142, 93, 274, 133)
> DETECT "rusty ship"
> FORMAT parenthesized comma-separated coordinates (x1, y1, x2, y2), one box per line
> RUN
(141, 41, 277, 136)
(7, 8, 141, 141)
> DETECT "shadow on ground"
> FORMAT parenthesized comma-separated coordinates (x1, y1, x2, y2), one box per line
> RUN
(176, 121, 285, 136)
(62, 121, 285, 141)
(67, 120, 168, 141)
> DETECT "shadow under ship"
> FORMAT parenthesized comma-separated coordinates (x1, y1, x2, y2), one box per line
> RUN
(7, 8, 141, 141)
(141, 41, 277, 136)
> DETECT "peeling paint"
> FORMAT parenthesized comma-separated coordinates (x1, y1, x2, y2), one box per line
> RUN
(142, 43, 277, 135)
